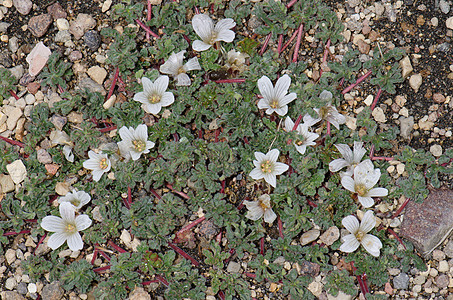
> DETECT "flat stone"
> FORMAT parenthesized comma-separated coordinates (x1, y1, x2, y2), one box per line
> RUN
(28, 283, 37, 294)
(372, 107, 387, 123)
(0, 174, 15, 193)
(87, 66, 107, 85)
(400, 189, 453, 254)
(37, 149, 53, 164)
(129, 287, 150, 300)
(5, 277, 17, 290)
(447, 17, 453, 29)
(436, 274, 449, 288)
(83, 30, 101, 51)
(78, 77, 106, 95)
(41, 281, 64, 300)
(56, 18, 69, 31)
(69, 14, 96, 40)
(26, 42, 51, 77)
(0, 22, 11, 33)
(430, 144, 443, 157)
(226, 261, 241, 273)
(28, 14, 52, 37)
(444, 240, 453, 258)
(307, 281, 323, 297)
(5, 248, 16, 264)
(433, 93, 446, 104)
(393, 272, 409, 289)
(4, 105, 22, 130)
(47, 2, 67, 20)
(1, 291, 26, 300)
(13, 0, 32, 15)
(327, 291, 354, 300)
(295, 260, 320, 277)
(6, 160, 26, 184)
(399, 56, 413, 78)
(50, 114, 67, 131)
(300, 229, 320, 245)
(399, 116, 414, 139)
(409, 74, 422, 92)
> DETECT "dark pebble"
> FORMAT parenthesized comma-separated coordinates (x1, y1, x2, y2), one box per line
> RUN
(47, 2, 67, 20)
(0, 52, 13, 67)
(20, 73, 35, 86)
(84, 30, 101, 51)
(17, 282, 28, 295)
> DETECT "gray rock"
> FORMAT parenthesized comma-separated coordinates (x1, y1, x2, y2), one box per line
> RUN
(226, 261, 241, 273)
(47, 2, 67, 20)
(129, 287, 151, 300)
(37, 149, 52, 164)
(436, 274, 449, 288)
(0, 291, 26, 300)
(399, 116, 414, 139)
(78, 77, 106, 95)
(444, 240, 453, 258)
(84, 30, 101, 51)
(41, 281, 64, 300)
(50, 114, 67, 131)
(393, 272, 409, 289)
(9, 65, 24, 81)
(17, 282, 28, 295)
(400, 189, 453, 254)
(439, 0, 450, 14)
(5, 249, 16, 264)
(347, 0, 361, 8)
(13, 0, 32, 15)
(69, 14, 96, 40)
(5, 277, 17, 290)
(9, 37, 19, 53)
(296, 260, 320, 277)
(28, 14, 53, 37)
(319, 226, 340, 246)
(0, 22, 11, 33)
(300, 229, 320, 245)
(0, 52, 13, 67)
(54, 30, 72, 44)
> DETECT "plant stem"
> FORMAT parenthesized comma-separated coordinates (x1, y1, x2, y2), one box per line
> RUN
(106, 67, 119, 102)
(135, 19, 159, 38)
(0, 136, 24, 148)
(245, 272, 256, 278)
(146, 0, 152, 40)
(326, 121, 331, 135)
(280, 28, 299, 54)
(93, 265, 111, 273)
(342, 70, 372, 94)
(214, 78, 246, 84)
(166, 183, 190, 199)
(9, 90, 19, 100)
(277, 34, 283, 53)
(127, 186, 132, 206)
(175, 216, 206, 240)
(277, 217, 284, 238)
(218, 291, 226, 300)
(3, 229, 31, 236)
(319, 38, 331, 78)
(194, 6, 200, 14)
(108, 240, 127, 253)
(33, 233, 47, 255)
(259, 33, 272, 56)
(91, 249, 98, 265)
(150, 188, 162, 200)
(168, 242, 200, 266)
(370, 87, 382, 111)
(260, 237, 265, 255)
(292, 24, 304, 63)
(286, 0, 298, 8)
(155, 274, 169, 287)
(387, 228, 406, 249)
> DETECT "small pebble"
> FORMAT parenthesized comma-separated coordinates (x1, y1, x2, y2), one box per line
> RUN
(438, 260, 449, 273)
(84, 30, 101, 51)
(28, 283, 37, 293)
(393, 273, 409, 289)
(430, 144, 443, 157)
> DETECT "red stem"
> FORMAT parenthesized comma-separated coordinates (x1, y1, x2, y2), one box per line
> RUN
(155, 274, 169, 287)
(342, 70, 372, 94)
(9, 90, 19, 100)
(99, 125, 117, 133)
(319, 39, 331, 78)
(280, 28, 299, 54)
(214, 128, 220, 142)
(0, 136, 25, 147)
(166, 183, 190, 199)
(93, 265, 111, 273)
(168, 242, 200, 266)
(106, 67, 119, 102)
(142, 280, 159, 285)
(91, 249, 98, 265)
(259, 33, 272, 56)
(277, 34, 283, 53)
(218, 291, 226, 300)
(326, 121, 331, 135)
(287, 114, 304, 145)
(33, 233, 47, 255)
(183, 34, 191, 45)
(220, 180, 226, 193)
(214, 79, 246, 84)
(174, 216, 206, 240)
(277, 217, 284, 238)
(135, 19, 159, 38)
(95, 245, 111, 262)
(122, 197, 131, 209)
(150, 188, 162, 200)
(286, 0, 298, 8)
(127, 186, 132, 206)
(245, 272, 256, 278)
(194, 6, 200, 14)
(108, 240, 127, 253)
(292, 24, 304, 63)
(3, 229, 30, 236)
(370, 87, 382, 111)
(260, 237, 265, 255)
(387, 228, 406, 249)
(146, 0, 152, 40)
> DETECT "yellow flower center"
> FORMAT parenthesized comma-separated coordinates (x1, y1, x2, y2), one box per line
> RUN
(70, 200, 80, 207)
(295, 136, 306, 146)
(148, 94, 161, 104)
(355, 183, 368, 197)
(355, 231, 364, 242)
(132, 139, 146, 152)
(66, 223, 76, 234)
(99, 158, 109, 170)
(318, 106, 330, 119)
(209, 32, 218, 45)
(270, 99, 279, 109)
(260, 160, 273, 173)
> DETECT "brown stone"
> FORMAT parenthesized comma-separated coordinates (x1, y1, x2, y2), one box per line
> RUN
(28, 14, 52, 37)
(296, 260, 320, 277)
(357, 39, 370, 54)
(400, 189, 453, 254)
(432, 93, 446, 104)
(47, 2, 67, 20)
(27, 81, 40, 94)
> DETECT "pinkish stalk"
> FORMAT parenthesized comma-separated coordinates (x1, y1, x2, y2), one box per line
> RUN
(150, 188, 162, 200)
(243, 137, 249, 144)
(292, 24, 303, 63)
(91, 249, 98, 265)
(146, 0, 152, 40)
(135, 19, 159, 38)
(3, 229, 30, 236)
(214, 128, 220, 142)
(127, 186, 132, 206)
(33, 233, 47, 255)
(95, 245, 111, 262)
(194, 6, 200, 14)
(99, 125, 117, 133)
(259, 33, 272, 56)
(0, 136, 24, 148)
(218, 291, 226, 300)
(319, 39, 331, 78)
(220, 180, 226, 193)
(108, 240, 127, 253)
(25, 219, 37, 223)
(387, 228, 406, 249)
(57, 84, 64, 94)
(168, 242, 200, 266)
(166, 183, 190, 199)
(287, 114, 303, 145)
(216, 232, 222, 244)
(172, 133, 179, 142)
(245, 272, 256, 278)
(122, 197, 131, 209)
(183, 34, 191, 45)
(372, 156, 394, 161)
(260, 237, 265, 255)
(142, 280, 159, 285)
(326, 121, 331, 135)
(277, 34, 283, 53)
(277, 217, 284, 238)
(9, 90, 19, 100)
(106, 67, 119, 102)
(93, 265, 111, 273)
(286, 0, 298, 8)
(155, 274, 170, 287)
(214, 78, 246, 84)
(175, 216, 206, 238)
(370, 87, 382, 111)
(280, 28, 299, 54)
(342, 70, 372, 94)
(361, 274, 370, 294)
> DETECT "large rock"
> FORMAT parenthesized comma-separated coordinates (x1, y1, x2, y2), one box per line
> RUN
(13, 0, 32, 15)
(41, 281, 64, 300)
(400, 189, 453, 254)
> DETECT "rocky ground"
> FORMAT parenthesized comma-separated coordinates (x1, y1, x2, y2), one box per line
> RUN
(0, 0, 453, 299)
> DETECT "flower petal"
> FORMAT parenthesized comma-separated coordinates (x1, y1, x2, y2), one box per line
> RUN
(342, 215, 360, 234)
(273, 162, 289, 175)
(359, 211, 376, 233)
(141, 77, 154, 95)
(263, 208, 277, 224)
(352, 141, 366, 163)
(215, 18, 236, 32)
(66, 232, 83, 251)
(341, 176, 356, 193)
(279, 93, 297, 106)
(160, 92, 175, 107)
(335, 144, 353, 164)
(215, 29, 235, 43)
(192, 14, 214, 42)
(254, 151, 266, 162)
(145, 103, 163, 115)
(92, 169, 105, 182)
(119, 126, 134, 142)
(176, 73, 191, 86)
(274, 74, 291, 99)
(367, 187, 388, 198)
(267, 149, 280, 162)
(59, 202, 75, 222)
(303, 114, 321, 127)
(47, 232, 68, 250)
(249, 168, 264, 180)
(184, 57, 201, 71)
(257, 76, 274, 100)
(361, 234, 382, 257)
(358, 196, 374, 208)
(329, 158, 349, 172)
(133, 92, 148, 104)
(257, 99, 269, 109)
(284, 117, 294, 132)
(263, 173, 277, 188)
(154, 76, 169, 95)
(75, 215, 92, 231)
(41, 216, 65, 232)
(274, 106, 288, 116)
(192, 40, 212, 51)
(339, 234, 360, 253)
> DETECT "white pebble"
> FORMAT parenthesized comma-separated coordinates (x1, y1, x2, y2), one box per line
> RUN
(430, 144, 443, 157)
(28, 282, 37, 293)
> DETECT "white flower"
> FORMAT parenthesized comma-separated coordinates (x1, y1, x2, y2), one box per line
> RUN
(257, 75, 297, 116)
(41, 202, 92, 251)
(58, 190, 91, 210)
(303, 90, 346, 129)
(225, 50, 249, 73)
(82, 150, 111, 182)
(284, 117, 319, 155)
(192, 14, 236, 51)
(63, 145, 74, 162)
(117, 124, 155, 161)
(249, 149, 289, 188)
(329, 141, 366, 177)
(341, 160, 388, 208)
(159, 50, 201, 86)
(243, 194, 277, 224)
(133, 76, 175, 114)
(340, 210, 382, 257)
